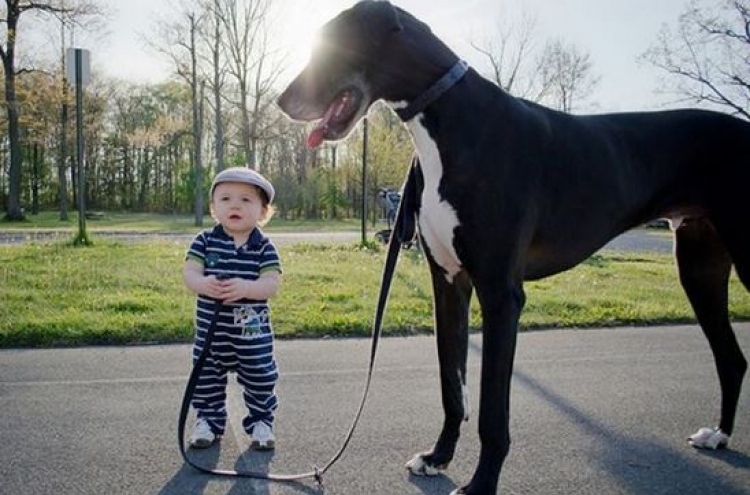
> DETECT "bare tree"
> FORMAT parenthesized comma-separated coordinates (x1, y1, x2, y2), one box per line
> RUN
(247, 19, 285, 175)
(642, 0, 749, 119)
(209, 0, 226, 172)
(150, 2, 207, 226)
(189, 13, 205, 227)
(58, 12, 70, 221)
(470, 10, 540, 98)
(215, 0, 282, 171)
(215, 0, 262, 169)
(536, 38, 600, 113)
(471, 8, 599, 112)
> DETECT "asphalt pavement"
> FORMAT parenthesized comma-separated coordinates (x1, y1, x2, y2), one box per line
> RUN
(2, 325, 749, 495)
(0, 231, 361, 246)
(0, 227, 674, 252)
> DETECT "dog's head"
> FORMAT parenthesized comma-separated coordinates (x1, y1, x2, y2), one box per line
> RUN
(277, 1, 456, 148)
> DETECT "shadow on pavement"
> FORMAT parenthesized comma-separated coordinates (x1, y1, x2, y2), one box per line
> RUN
(158, 443, 323, 495)
(407, 471, 459, 494)
(158, 446, 222, 495)
(457, 338, 749, 494)
(692, 445, 750, 469)
(514, 370, 749, 494)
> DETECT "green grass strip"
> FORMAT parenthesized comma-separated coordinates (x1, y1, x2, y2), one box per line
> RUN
(1, 242, 748, 348)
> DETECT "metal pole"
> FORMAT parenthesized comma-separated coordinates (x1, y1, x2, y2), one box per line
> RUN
(360, 117, 368, 245)
(75, 49, 87, 244)
(331, 145, 337, 219)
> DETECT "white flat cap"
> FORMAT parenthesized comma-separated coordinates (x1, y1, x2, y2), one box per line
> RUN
(210, 167, 275, 203)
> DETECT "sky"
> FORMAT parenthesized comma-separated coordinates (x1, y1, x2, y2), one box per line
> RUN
(91, 0, 693, 113)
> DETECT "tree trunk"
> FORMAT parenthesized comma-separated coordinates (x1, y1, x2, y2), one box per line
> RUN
(31, 143, 40, 215)
(3, 44, 24, 221)
(213, 0, 225, 172)
(250, 53, 263, 173)
(190, 15, 204, 227)
(239, 79, 253, 168)
(58, 18, 69, 221)
(59, 89, 70, 221)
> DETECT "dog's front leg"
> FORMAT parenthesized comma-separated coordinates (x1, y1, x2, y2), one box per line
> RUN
(457, 279, 525, 495)
(407, 264, 472, 476)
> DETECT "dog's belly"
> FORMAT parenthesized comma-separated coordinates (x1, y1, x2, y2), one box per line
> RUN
(408, 120, 463, 282)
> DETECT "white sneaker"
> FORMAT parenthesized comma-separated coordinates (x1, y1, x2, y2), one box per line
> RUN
(189, 418, 218, 449)
(250, 422, 275, 450)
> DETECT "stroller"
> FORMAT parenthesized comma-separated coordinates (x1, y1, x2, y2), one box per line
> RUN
(374, 188, 417, 249)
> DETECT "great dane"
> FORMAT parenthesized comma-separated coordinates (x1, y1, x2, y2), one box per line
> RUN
(277, 1, 750, 493)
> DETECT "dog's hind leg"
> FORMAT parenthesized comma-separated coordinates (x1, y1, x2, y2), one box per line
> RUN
(406, 264, 473, 476)
(675, 218, 748, 449)
(714, 213, 750, 293)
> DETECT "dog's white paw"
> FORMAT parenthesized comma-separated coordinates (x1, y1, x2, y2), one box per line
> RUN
(688, 427, 729, 449)
(405, 453, 441, 476)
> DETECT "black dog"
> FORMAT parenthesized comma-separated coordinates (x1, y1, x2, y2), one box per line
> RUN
(278, 2, 750, 493)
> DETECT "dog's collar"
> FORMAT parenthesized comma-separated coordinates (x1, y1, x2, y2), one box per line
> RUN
(395, 60, 469, 122)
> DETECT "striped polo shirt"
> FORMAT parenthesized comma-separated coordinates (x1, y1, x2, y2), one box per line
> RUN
(186, 225, 282, 354)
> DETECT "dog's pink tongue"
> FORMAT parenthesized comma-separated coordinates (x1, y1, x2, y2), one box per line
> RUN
(307, 126, 326, 149)
(306, 93, 350, 149)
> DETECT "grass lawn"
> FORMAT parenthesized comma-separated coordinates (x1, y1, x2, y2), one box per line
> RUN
(1, 240, 749, 348)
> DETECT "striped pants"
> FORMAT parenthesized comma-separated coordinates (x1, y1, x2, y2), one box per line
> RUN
(191, 304, 278, 436)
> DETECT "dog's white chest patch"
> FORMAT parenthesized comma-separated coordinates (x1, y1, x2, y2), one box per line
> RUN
(408, 120, 462, 282)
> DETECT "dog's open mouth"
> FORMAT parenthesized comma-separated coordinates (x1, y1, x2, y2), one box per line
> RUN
(306, 89, 362, 148)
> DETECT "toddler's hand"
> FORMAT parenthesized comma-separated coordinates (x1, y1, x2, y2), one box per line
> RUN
(202, 275, 230, 301)
(217, 278, 250, 303)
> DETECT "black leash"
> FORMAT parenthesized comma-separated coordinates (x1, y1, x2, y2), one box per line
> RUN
(177, 159, 420, 485)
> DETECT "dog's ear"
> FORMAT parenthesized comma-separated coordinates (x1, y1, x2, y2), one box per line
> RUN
(357, 0, 403, 34)
(387, 2, 405, 33)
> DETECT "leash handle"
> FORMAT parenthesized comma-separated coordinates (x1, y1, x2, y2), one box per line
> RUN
(178, 163, 417, 482)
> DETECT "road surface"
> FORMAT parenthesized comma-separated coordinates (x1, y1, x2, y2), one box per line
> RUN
(2, 325, 748, 494)
(0, 227, 673, 252)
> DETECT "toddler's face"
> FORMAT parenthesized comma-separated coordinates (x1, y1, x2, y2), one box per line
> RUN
(211, 182, 267, 235)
